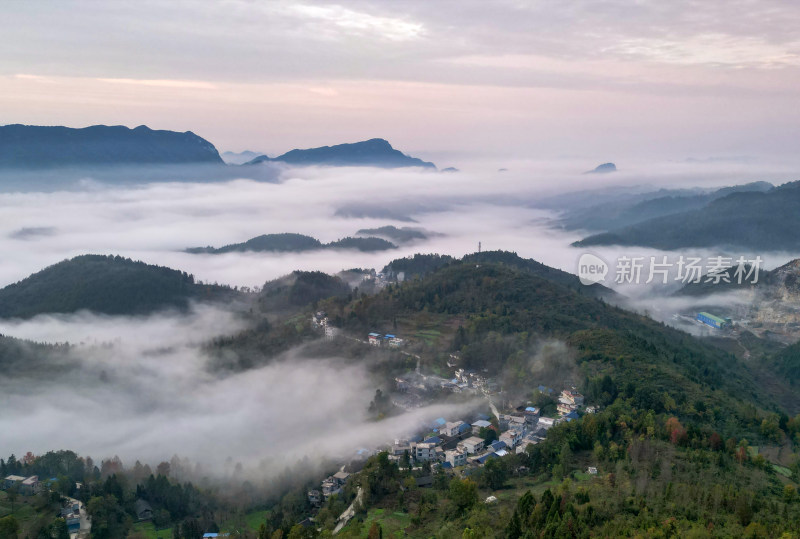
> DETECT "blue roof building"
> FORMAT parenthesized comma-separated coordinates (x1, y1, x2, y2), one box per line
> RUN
(491, 440, 507, 452)
(423, 436, 442, 445)
(475, 452, 498, 464)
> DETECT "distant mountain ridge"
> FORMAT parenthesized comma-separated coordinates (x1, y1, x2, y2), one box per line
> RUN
(549, 181, 773, 232)
(573, 181, 796, 250)
(246, 138, 436, 169)
(221, 150, 262, 165)
(0, 124, 224, 168)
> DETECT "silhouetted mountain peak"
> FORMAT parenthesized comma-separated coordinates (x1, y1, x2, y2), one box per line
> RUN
(0, 124, 224, 168)
(585, 162, 617, 174)
(246, 138, 436, 169)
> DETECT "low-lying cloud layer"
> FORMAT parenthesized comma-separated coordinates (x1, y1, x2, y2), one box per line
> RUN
(0, 305, 473, 473)
(1, 161, 797, 290)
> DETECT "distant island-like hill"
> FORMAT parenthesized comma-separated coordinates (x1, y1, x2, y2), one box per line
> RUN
(245, 138, 436, 169)
(186, 232, 397, 254)
(0, 124, 224, 168)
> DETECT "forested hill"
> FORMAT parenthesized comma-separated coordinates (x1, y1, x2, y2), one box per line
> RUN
(575, 180, 800, 250)
(0, 255, 235, 318)
(0, 124, 223, 167)
(383, 251, 615, 299)
(304, 258, 800, 537)
(328, 257, 795, 419)
(187, 233, 396, 254)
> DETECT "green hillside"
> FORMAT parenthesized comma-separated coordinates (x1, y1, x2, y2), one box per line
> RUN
(0, 255, 235, 318)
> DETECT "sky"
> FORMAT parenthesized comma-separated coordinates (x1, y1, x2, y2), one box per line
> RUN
(2, 0, 800, 162)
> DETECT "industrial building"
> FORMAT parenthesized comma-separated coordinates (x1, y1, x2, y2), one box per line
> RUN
(696, 312, 731, 329)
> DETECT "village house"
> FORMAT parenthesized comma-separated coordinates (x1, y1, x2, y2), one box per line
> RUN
(471, 419, 492, 434)
(490, 440, 507, 453)
(368, 333, 382, 346)
(135, 499, 153, 521)
(561, 389, 585, 406)
(2, 475, 25, 490)
(441, 420, 470, 437)
(3, 475, 39, 495)
(444, 449, 467, 468)
(441, 421, 464, 437)
(383, 334, 404, 347)
(500, 429, 523, 448)
(557, 401, 578, 415)
(524, 407, 540, 427)
(414, 441, 438, 462)
(538, 417, 556, 430)
(458, 436, 486, 454)
(324, 326, 339, 339)
(392, 440, 411, 457)
(321, 478, 341, 499)
(508, 415, 526, 430)
(320, 471, 351, 500)
(307, 489, 322, 506)
(311, 311, 328, 328)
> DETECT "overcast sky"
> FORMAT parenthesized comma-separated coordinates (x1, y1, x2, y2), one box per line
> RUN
(2, 0, 800, 162)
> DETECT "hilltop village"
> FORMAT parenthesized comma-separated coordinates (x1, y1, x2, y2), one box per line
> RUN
(309, 311, 596, 509)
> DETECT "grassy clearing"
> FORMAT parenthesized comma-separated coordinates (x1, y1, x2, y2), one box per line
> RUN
(244, 509, 269, 530)
(773, 464, 793, 478)
(348, 507, 414, 538)
(130, 521, 173, 539)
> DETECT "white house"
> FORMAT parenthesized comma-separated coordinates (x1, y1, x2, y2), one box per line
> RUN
(538, 417, 556, 430)
(499, 429, 523, 448)
(368, 333, 382, 346)
(324, 326, 339, 339)
(321, 479, 341, 499)
(445, 449, 467, 468)
(458, 436, 485, 454)
(441, 420, 466, 437)
(414, 442, 438, 462)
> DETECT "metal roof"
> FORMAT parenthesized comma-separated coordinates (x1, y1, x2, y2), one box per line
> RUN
(698, 312, 727, 324)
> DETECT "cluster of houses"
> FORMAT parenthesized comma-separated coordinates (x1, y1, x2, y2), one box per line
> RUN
(367, 332, 404, 347)
(439, 368, 498, 394)
(375, 271, 405, 289)
(309, 470, 351, 506)
(2, 474, 40, 495)
(311, 311, 339, 340)
(3, 476, 89, 535)
(61, 500, 82, 534)
(306, 384, 595, 508)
